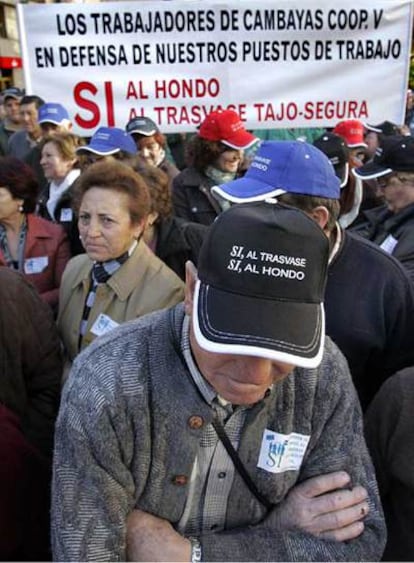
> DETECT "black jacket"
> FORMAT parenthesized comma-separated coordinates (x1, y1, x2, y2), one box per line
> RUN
(365, 367, 414, 562)
(172, 167, 222, 226)
(25, 145, 48, 194)
(155, 217, 207, 280)
(351, 202, 414, 282)
(37, 182, 84, 257)
(325, 230, 414, 410)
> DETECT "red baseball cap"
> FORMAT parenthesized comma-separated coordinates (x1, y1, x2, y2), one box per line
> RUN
(333, 120, 367, 149)
(198, 109, 257, 149)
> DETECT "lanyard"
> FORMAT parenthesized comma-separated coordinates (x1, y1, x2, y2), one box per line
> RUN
(212, 415, 274, 511)
(0, 216, 27, 271)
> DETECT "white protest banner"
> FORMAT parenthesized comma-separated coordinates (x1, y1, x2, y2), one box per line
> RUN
(17, 0, 413, 135)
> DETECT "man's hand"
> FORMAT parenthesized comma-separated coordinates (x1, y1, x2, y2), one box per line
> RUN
(126, 509, 191, 562)
(273, 471, 369, 541)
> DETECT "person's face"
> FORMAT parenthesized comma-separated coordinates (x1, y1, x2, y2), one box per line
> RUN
(0, 187, 23, 222)
(215, 148, 244, 174)
(364, 132, 379, 159)
(190, 330, 294, 405)
(19, 102, 40, 135)
(4, 98, 21, 124)
(376, 173, 414, 214)
(184, 264, 294, 405)
(79, 153, 118, 171)
(78, 187, 144, 262)
(136, 136, 163, 167)
(40, 141, 75, 182)
(40, 122, 68, 136)
(350, 147, 367, 165)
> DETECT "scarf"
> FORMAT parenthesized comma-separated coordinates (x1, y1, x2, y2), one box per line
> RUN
(78, 240, 138, 350)
(204, 165, 237, 186)
(154, 147, 166, 168)
(46, 169, 81, 220)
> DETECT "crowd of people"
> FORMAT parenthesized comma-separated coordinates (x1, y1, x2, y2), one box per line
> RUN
(1, 84, 414, 562)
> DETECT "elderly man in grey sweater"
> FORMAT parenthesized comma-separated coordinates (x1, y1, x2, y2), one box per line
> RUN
(52, 201, 385, 562)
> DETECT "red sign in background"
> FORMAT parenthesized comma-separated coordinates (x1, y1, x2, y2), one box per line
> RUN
(0, 57, 22, 69)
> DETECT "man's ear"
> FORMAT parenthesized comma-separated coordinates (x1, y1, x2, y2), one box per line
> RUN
(310, 206, 330, 231)
(184, 261, 197, 316)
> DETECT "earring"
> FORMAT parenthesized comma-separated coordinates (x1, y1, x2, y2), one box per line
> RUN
(18, 204, 24, 213)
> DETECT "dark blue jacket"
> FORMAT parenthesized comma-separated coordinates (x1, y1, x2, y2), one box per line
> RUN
(351, 202, 414, 282)
(325, 229, 414, 409)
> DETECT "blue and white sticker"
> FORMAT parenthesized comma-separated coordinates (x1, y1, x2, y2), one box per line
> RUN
(60, 208, 73, 222)
(257, 429, 310, 474)
(90, 313, 119, 336)
(24, 256, 48, 274)
(380, 234, 398, 255)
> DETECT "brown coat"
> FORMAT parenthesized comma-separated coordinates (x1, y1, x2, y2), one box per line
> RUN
(57, 240, 184, 361)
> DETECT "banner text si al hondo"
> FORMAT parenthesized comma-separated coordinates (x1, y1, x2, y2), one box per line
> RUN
(17, 0, 413, 135)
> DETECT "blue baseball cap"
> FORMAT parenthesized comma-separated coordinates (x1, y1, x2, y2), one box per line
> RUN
(38, 102, 69, 125)
(77, 127, 137, 156)
(212, 140, 341, 203)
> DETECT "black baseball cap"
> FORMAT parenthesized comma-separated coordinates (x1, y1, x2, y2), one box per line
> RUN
(126, 116, 159, 136)
(365, 121, 399, 137)
(193, 201, 329, 368)
(313, 133, 350, 188)
(354, 135, 414, 179)
(2, 87, 24, 101)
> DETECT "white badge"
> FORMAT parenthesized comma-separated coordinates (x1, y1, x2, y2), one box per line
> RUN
(257, 429, 310, 474)
(24, 256, 48, 274)
(60, 208, 73, 222)
(380, 234, 398, 254)
(90, 313, 119, 336)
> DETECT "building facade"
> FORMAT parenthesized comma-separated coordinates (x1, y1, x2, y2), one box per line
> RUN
(0, 0, 23, 89)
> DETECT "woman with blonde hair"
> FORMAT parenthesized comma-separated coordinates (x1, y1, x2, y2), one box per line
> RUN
(38, 132, 83, 221)
(37, 131, 84, 254)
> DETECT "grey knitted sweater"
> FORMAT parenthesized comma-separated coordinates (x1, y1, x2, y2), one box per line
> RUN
(52, 304, 386, 561)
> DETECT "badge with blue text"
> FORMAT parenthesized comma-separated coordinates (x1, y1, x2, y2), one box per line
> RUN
(24, 256, 48, 274)
(90, 313, 119, 336)
(60, 208, 73, 222)
(257, 429, 310, 474)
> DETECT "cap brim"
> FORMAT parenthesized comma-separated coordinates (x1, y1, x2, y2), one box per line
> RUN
(76, 146, 120, 156)
(39, 119, 63, 126)
(128, 128, 157, 136)
(193, 280, 325, 368)
(365, 123, 382, 134)
(212, 178, 286, 203)
(221, 132, 257, 150)
(353, 162, 393, 179)
(347, 142, 368, 149)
